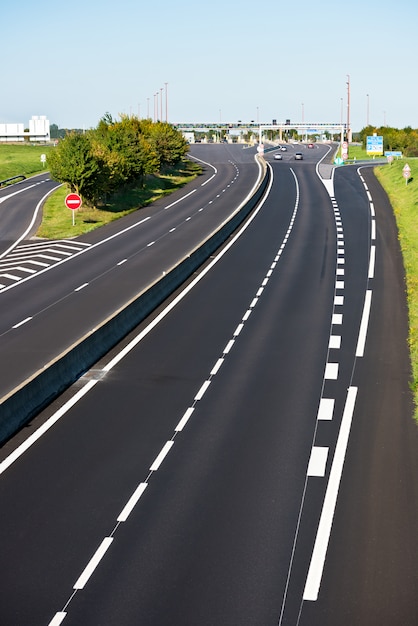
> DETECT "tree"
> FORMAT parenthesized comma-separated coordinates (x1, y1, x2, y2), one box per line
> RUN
(47, 133, 100, 203)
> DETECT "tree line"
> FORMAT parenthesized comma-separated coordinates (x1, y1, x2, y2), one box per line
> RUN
(359, 125, 418, 156)
(47, 114, 189, 206)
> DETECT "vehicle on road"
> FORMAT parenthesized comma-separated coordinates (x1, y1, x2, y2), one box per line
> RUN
(307, 143, 314, 148)
(295, 152, 303, 160)
(280, 146, 287, 151)
(274, 153, 283, 160)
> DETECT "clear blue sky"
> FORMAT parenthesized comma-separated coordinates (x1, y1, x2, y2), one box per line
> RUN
(2, 0, 416, 131)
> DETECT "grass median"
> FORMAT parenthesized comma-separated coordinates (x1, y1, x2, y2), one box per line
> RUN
(37, 160, 201, 238)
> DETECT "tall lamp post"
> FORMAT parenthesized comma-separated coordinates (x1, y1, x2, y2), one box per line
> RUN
(346, 74, 351, 142)
(165, 82, 168, 122)
(366, 93, 370, 126)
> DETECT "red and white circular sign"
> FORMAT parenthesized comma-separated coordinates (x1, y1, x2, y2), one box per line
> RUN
(65, 193, 82, 210)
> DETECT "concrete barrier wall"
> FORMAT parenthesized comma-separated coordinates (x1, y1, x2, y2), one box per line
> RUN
(0, 158, 270, 445)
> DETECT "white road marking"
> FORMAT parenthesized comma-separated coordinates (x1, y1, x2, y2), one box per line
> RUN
(149, 441, 174, 471)
(210, 358, 224, 375)
(73, 537, 113, 590)
(368, 245, 376, 279)
(117, 483, 148, 522)
(317, 398, 335, 421)
(307, 447, 329, 477)
(324, 363, 339, 380)
(223, 339, 235, 354)
(194, 380, 211, 401)
(329, 335, 341, 349)
(356, 290, 372, 357)
(12, 317, 32, 328)
(303, 387, 358, 601)
(175, 407, 195, 432)
(48, 612, 67, 626)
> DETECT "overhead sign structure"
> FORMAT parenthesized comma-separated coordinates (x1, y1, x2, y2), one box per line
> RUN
(367, 135, 384, 155)
(65, 193, 82, 225)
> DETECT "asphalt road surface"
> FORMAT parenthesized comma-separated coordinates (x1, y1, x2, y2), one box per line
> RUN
(0, 145, 417, 625)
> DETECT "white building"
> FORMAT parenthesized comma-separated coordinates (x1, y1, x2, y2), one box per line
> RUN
(0, 116, 50, 142)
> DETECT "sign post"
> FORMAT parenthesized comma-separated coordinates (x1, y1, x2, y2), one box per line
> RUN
(403, 163, 411, 186)
(65, 193, 82, 226)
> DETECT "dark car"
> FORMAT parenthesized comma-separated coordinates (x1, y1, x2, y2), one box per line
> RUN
(295, 152, 303, 160)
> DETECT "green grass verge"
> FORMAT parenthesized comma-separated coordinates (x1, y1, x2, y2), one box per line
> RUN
(36, 159, 202, 239)
(0, 144, 53, 181)
(374, 158, 418, 418)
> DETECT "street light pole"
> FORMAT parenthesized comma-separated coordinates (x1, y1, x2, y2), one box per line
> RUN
(366, 93, 370, 126)
(346, 74, 351, 142)
(164, 82, 168, 122)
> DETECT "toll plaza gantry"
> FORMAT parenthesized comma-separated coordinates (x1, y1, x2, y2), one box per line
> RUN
(175, 122, 346, 143)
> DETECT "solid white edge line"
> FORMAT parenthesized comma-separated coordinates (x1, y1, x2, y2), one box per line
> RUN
(117, 483, 148, 522)
(303, 386, 358, 601)
(73, 537, 113, 590)
(149, 441, 174, 471)
(356, 290, 372, 357)
(0, 380, 98, 476)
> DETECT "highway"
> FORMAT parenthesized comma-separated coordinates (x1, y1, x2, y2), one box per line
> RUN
(0, 144, 418, 625)
(0, 146, 262, 413)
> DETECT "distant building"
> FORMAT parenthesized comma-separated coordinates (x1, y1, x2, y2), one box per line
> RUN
(0, 116, 50, 142)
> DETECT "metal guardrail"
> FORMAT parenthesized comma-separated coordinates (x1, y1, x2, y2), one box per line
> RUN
(0, 174, 26, 187)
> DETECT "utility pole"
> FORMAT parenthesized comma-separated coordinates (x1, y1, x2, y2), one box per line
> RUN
(346, 74, 351, 142)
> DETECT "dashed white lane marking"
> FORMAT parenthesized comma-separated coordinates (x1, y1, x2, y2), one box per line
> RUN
(329, 335, 341, 349)
(149, 441, 175, 471)
(48, 612, 67, 626)
(307, 447, 329, 477)
(12, 317, 32, 329)
(317, 398, 335, 421)
(332, 313, 343, 325)
(74, 283, 89, 292)
(117, 482, 148, 522)
(324, 363, 339, 380)
(194, 380, 211, 401)
(368, 245, 376, 278)
(356, 289, 372, 357)
(73, 537, 114, 590)
(175, 407, 195, 432)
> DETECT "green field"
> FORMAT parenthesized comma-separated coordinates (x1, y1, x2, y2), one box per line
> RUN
(0, 144, 53, 181)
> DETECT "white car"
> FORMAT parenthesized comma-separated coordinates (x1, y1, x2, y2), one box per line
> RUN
(274, 153, 283, 160)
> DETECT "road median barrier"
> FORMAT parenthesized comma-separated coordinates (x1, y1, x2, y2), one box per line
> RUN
(0, 157, 270, 445)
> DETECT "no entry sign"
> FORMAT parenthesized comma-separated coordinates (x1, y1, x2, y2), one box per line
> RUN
(65, 193, 82, 210)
